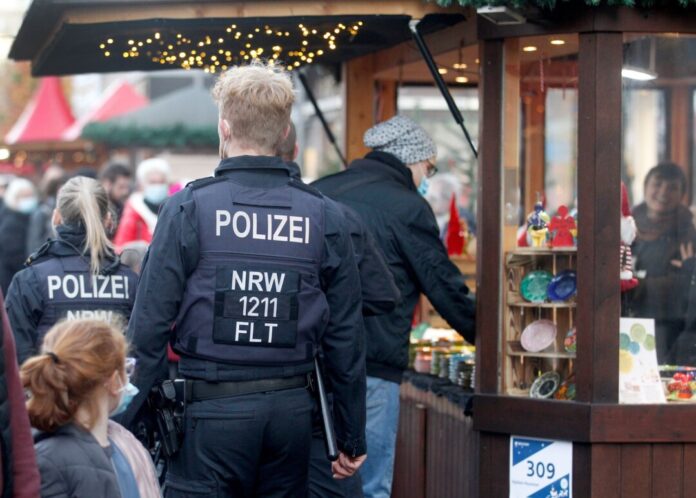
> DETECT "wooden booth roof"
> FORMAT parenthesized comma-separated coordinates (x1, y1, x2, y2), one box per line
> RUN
(10, 0, 467, 76)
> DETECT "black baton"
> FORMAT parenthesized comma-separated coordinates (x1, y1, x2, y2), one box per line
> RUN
(314, 357, 339, 461)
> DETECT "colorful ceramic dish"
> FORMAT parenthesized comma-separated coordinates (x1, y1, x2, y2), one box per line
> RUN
(520, 319, 558, 352)
(547, 269, 577, 301)
(520, 270, 553, 303)
(564, 327, 577, 354)
(530, 371, 561, 399)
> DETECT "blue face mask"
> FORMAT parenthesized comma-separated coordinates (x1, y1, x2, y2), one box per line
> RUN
(143, 184, 168, 205)
(17, 197, 38, 214)
(417, 177, 430, 197)
(111, 382, 139, 416)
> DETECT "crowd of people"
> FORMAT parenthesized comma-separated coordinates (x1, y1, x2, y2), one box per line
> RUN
(0, 61, 478, 498)
(1, 58, 696, 498)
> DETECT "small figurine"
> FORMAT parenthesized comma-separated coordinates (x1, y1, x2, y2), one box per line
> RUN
(446, 194, 465, 256)
(620, 183, 639, 292)
(526, 197, 550, 248)
(548, 205, 577, 247)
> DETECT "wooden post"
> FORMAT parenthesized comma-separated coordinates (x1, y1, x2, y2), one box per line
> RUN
(575, 32, 623, 403)
(376, 80, 398, 123)
(523, 92, 546, 216)
(670, 85, 691, 198)
(343, 54, 375, 162)
(475, 38, 504, 395)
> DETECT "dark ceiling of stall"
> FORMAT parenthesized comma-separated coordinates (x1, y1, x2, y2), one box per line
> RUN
(11, 9, 466, 76)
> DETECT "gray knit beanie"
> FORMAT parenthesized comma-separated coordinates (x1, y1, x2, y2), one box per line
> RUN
(363, 115, 437, 166)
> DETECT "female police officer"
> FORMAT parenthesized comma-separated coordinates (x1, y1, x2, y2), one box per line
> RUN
(6, 176, 137, 364)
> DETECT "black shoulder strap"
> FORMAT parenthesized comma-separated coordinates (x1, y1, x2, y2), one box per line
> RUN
(25, 240, 56, 267)
(187, 176, 226, 191)
(288, 178, 323, 199)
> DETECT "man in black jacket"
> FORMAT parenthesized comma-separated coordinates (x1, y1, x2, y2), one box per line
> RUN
(312, 115, 476, 498)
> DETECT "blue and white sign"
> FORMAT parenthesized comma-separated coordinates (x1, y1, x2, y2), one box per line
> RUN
(509, 436, 572, 498)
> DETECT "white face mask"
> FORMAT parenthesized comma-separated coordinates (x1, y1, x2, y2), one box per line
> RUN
(143, 184, 168, 205)
(111, 381, 139, 417)
(17, 197, 38, 214)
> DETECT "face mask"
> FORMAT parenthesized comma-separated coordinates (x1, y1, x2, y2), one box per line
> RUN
(143, 184, 168, 205)
(17, 197, 38, 214)
(417, 177, 430, 197)
(111, 381, 139, 416)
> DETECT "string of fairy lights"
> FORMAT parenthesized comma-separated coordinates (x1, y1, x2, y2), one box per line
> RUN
(98, 21, 363, 73)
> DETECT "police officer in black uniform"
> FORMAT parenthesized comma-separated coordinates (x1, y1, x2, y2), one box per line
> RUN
(120, 61, 367, 497)
(6, 176, 137, 364)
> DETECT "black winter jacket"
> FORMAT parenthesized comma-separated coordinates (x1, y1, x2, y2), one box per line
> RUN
(286, 161, 399, 316)
(34, 424, 121, 498)
(0, 206, 31, 295)
(312, 152, 476, 382)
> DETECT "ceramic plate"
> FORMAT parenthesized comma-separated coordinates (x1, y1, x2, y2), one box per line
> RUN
(520, 270, 553, 303)
(521, 319, 558, 352)
(547, 269, 577, 301)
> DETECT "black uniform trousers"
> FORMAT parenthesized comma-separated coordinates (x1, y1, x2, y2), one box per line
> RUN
(165, 386, 314, 498)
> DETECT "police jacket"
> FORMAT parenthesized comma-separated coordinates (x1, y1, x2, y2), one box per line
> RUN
(122, 156, 367, 457)
(312, 151, 476, 383)
(6, 225, 138, 364)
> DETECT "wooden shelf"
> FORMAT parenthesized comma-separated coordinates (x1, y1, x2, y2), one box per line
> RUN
(507, 340, 576, 359)
(507, 299, 576, 308)
(505, 387, 531, 397)
(507, 247, 577, 256)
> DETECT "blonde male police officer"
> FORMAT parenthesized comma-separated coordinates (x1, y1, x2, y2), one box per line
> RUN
(120, 61, 367, 497)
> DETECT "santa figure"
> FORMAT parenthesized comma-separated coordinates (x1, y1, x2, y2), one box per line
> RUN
(621, 182, 639, 292)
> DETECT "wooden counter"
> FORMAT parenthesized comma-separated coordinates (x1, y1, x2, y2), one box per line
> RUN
(392, 372, 478, 498)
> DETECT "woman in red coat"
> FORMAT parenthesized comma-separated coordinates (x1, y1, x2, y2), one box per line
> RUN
(114, 158, 171, 247)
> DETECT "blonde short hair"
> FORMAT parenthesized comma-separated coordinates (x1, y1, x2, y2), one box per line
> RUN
(212, 60, 295, 154)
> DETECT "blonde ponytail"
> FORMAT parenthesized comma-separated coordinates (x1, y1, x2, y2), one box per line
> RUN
(56, 177, 114, 274)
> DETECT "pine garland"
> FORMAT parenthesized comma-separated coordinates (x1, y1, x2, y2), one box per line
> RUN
(81, 122, 218, 149)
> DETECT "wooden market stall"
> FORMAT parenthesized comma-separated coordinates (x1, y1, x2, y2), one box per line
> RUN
(472, 4, 696, 498)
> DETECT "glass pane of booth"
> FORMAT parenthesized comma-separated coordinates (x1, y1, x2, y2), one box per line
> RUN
(500, 35, 579, 399)
(621, 33, 696, 403)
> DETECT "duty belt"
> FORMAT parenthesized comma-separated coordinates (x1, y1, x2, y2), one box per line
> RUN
(176, 374, 309, 403)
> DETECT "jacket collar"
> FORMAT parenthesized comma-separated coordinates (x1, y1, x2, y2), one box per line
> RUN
(350, 151, 416, 192)
(215, 155, 295, 177)
(34, 423, 98, 445)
